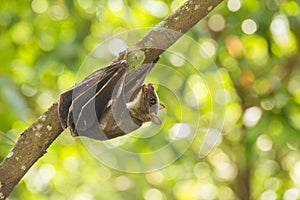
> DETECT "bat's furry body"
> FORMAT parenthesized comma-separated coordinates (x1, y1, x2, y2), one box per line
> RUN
(58, 54, 163, 140)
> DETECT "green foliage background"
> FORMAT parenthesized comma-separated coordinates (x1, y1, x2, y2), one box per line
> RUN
(1, 0, 300, 199)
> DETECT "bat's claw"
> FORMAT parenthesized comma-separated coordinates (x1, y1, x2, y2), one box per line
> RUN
(120, 48, 129, 65)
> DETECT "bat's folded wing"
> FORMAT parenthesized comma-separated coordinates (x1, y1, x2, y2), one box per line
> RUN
(73, 65, 126, 139)
(58, 56, 160, 140)
(58, 63, 124, 131)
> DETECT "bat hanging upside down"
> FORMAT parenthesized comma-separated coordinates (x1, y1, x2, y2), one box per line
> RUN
(58, 50, 165, 140)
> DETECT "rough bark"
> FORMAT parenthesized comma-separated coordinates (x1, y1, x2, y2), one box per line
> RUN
(0, 103, 63, 199)
(0, 0, 224, 198)
(135, 0, 223, 64)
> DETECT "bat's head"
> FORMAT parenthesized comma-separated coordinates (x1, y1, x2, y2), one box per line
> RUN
(142, 83, 165, 124)
(126, 83, 165, 125)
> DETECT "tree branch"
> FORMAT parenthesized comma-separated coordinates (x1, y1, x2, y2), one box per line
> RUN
(0, 103, 63, 199)
(135, 0, 223, 63)
(0, 0, 223, 198)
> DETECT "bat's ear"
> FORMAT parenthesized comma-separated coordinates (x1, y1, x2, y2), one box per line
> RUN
(150, 113, 162, 125)
(159, 103, 165, 110)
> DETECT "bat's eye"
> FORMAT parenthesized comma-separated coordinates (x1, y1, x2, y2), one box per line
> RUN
(150, 98, 157, 105)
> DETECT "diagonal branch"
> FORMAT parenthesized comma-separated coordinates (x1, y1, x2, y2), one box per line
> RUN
(0, 0, 223, 198)
(0, 102, 63, 199)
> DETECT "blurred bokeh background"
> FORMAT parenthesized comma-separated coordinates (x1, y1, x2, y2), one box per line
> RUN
(1, 0, 300, 199)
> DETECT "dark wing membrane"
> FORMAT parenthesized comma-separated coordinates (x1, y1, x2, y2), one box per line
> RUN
(123, 57, 160, 102)
(58, 62, 124, 129)
(58, 90, 73, 128)
(69, 64, 123, 124)
(70, 64, 127, 139)
(67, 62, 121, 99)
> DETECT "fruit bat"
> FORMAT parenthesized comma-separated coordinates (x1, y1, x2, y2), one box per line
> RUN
(58, 50, 164, 140)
